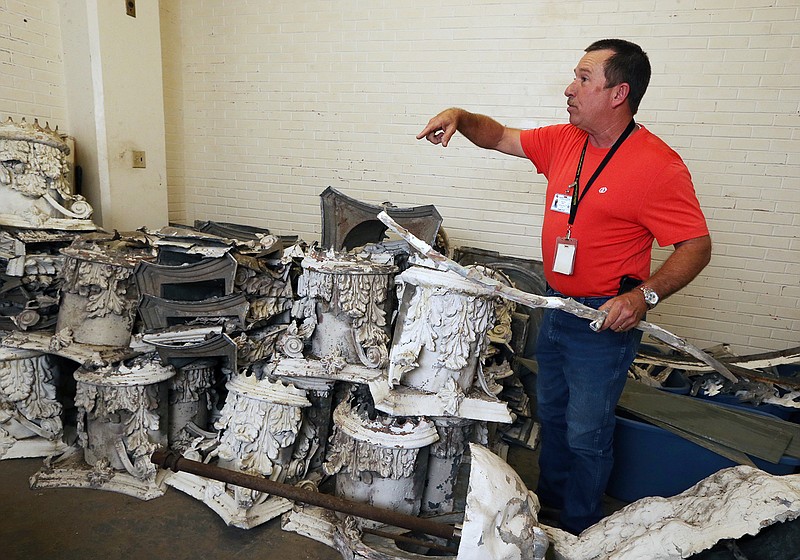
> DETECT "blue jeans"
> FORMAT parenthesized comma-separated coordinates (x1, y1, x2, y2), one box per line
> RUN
(535, 294, 642, 534)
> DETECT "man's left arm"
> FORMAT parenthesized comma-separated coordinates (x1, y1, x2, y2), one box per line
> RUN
(599, 234, 712, 332)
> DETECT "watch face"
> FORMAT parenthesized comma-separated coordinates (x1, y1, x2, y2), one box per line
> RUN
(640, 286, 658, 307)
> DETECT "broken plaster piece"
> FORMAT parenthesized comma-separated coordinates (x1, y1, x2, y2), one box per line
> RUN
(368, 375, 513, 423)
(547, 465, 800, 560)
(458, 443, 549, 560)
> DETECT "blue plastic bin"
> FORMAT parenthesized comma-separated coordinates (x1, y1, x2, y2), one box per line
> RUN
(606, 405, 800, 503)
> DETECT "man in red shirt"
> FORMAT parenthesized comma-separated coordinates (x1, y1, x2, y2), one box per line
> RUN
(417, 39, 710, 534)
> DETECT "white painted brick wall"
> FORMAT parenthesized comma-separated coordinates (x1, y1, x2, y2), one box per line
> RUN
(3, 1, 797, 356)
(160, 1, 187, 222)
(158, 1, 798, 355)
(0, 0, 66, 126)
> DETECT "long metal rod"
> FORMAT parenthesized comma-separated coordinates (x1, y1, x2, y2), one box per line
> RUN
(151, 449, 458, 541)
(362, 527, 459, 555)
(377, 211, 737, 383)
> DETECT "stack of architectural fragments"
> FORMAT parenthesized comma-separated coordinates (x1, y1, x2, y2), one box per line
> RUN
(0, 118, 536, 548)
(0, 116, 96, 461)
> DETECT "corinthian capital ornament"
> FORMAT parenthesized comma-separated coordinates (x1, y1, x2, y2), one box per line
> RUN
(0, 117, 94, 230)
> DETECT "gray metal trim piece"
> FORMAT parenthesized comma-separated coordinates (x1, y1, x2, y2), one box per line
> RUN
(133, 253, 237, 298)
(137, 293, 249, 332)
(320, 187, 442, 251)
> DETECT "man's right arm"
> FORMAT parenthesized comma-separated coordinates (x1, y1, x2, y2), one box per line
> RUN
(416, 108, 526, 158)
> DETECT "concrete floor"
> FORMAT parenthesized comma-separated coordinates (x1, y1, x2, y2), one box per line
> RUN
(0, 447, 545, 560)
(0, 456, 341, 560)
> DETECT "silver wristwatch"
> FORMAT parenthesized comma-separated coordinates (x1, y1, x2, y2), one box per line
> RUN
(638, 285, 659, 310)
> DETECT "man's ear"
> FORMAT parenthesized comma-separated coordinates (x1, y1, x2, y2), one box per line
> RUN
(611, 83, 630, 109)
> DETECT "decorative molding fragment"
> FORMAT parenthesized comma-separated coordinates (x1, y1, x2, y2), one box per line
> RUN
(455, 246, 547, 357)
(0, 117, 96, 230)
(459, 443, 549, 560)
(168, 359, 216, 450)
(294, 380, 335, 474)
(634, 344, 800, 373)
(56, 239, 153, 346)
(233, 324, 287, 369)
(233, 258, 294, 325)
(164, 470, 294, 529)
(214, 375, 311, 480)
(547, 466, 800, 560)
(324, 398, 438, 518)
(215, 375, 309, 476)
(193, 219, 293, 256)
(388, 264, 496, 400)
(369, 376, 513, 423)
(266, 356, 384, 385)
(281, 505, 342, 553)
(138, 293, 249, 332)
(31, 353, 174, 500)
(1, 330, 136, 368)
(292, 251, 396, 368)
(143, 327, 238, 375)
(73, 354, 174, 481)
(0, 347, 67, 459)
(282, 504, 463, 560)
(0, 232, 66, 330)
(194, 220, 272, 241)
(143, 225, 235, 258)
(30, 446, 168, 500)
(165, 374, 314, 529)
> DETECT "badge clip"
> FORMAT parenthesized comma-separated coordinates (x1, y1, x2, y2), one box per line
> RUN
(553, 235, 577, 275)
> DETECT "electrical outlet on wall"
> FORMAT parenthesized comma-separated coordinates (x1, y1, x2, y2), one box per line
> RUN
(132, 150, 146, 168)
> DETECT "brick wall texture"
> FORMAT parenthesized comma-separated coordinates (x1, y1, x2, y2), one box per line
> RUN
(0, 0, 66, 125)
(2, 0, 799, 354)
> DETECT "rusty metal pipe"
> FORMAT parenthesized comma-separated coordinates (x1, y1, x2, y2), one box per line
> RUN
(361, 527, 459, 555)
(151, 449, 459, 541)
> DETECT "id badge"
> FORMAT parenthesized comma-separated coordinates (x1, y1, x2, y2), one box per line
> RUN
(551, 193, 572, 214)
(553, 236, 577, 275)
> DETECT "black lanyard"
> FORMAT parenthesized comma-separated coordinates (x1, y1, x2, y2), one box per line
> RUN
(568, 119, 636, 227)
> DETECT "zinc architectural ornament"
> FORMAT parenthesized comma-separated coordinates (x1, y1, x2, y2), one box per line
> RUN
(0, 348, 66, 459)
(73, 353, 175, 481)
(0, 117, 94, 229)
(164, 374, 316, 529)
(292, 251, 396, 368)
(215, 374, 311, 480)
(388, 264, 495, 393)
(547, 466, 800, 559)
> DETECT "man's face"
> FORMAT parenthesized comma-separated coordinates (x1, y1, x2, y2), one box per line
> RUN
(564, 49, 617, 131)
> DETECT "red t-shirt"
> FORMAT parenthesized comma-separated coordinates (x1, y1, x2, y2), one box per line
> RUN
(520, 124, 709, 297)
